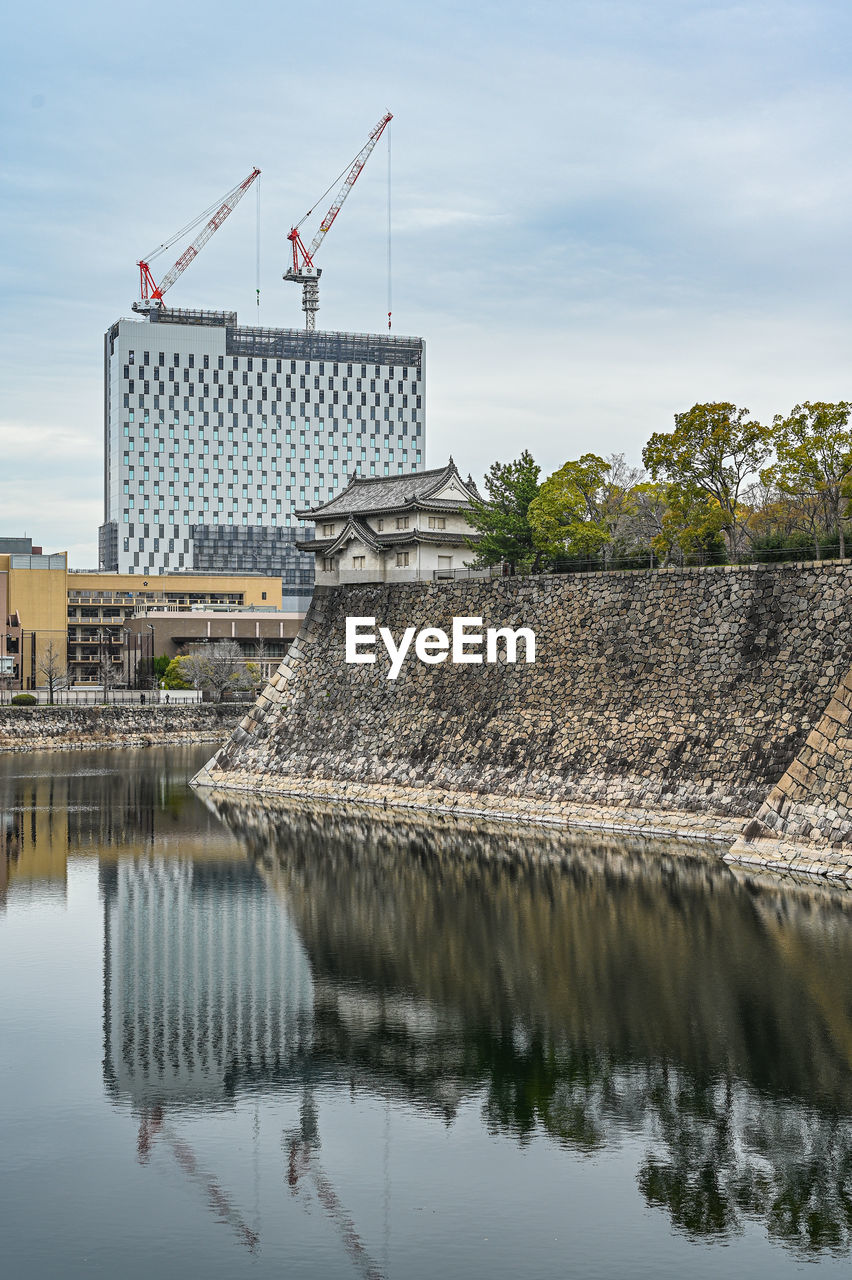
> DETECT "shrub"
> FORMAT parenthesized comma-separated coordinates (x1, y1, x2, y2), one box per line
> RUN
(11, 693, 37, 706)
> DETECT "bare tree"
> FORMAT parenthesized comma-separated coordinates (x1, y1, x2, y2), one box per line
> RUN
(599, 453, 645, 564)
(97, 654, 115, 704)
(254, 635, 271, 684)
(178, 640, 255, 703)
(38, 640, 67, 706)
(620, 482, 669, 565)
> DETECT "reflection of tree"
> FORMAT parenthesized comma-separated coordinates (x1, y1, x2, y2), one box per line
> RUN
(207, 792, 852, 1255)
(474, 1030, 613, 1151)
(640, 1073, 745, 1239)
(638, 1072, 852, 1254)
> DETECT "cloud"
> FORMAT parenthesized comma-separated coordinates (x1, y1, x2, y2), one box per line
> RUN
(3, 0, 852, 562)
(394, 207, 511, 231)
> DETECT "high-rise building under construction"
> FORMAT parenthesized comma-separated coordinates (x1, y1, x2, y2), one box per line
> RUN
(99, 308, 425, 608)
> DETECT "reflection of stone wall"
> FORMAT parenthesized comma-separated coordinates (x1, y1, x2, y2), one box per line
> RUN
(211, 793, 852, 1110)
(210, 793, 852, 1257)
(197, 566, 852, 861)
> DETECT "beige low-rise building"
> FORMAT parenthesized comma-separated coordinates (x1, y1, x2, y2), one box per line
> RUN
(297, 459, 481, 586)
(0, 543, 68, 692)
(66, 569, 288, 686)
(1, 536, 295, 690)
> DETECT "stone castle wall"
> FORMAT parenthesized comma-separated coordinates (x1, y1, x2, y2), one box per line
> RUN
(728, 665, 852, 872)
(0, 703, 245, 753)
(195, 565, 852, 865)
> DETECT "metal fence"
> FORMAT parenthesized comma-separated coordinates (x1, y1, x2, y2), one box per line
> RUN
(0, 688, 203, 707)
(434, 545, 852, 582)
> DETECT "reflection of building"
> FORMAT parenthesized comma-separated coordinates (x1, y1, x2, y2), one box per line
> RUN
(101, 858, 314, 1105)
(0, 799, 68, 906)
(0, 746, 244, 908)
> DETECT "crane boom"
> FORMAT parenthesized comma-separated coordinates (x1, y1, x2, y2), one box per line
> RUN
(284, 113, 392, 331)
(134, 167, 261, 314)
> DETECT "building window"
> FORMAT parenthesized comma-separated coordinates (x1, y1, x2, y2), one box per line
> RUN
(396, 517, 409, 530)
(396, 552, 410, 567)
(322, 522, 334, 537)
(428, 516, 446, 530)
(352, 555, 365, 569)
(322, 557, 335, 572)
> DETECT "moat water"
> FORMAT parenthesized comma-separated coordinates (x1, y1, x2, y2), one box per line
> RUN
(2, 745, 852, 1278)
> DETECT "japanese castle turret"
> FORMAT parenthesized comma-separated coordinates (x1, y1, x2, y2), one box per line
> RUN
(297, 459, 481, 585)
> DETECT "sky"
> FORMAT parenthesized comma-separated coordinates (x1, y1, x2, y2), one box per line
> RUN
(2, 0, 852, 566)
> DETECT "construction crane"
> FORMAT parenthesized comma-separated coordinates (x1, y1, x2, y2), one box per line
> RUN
(137, 1096, 385, 1277)
(284, 112, 392, 331)
(133, 168, 261, 315)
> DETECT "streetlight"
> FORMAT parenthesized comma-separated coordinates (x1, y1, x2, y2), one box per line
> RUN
(121, 627, 137, 691)
(146, 624, 155, 694)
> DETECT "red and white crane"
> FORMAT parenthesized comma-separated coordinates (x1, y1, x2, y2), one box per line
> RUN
(284, 112, 392, 331)
(133, 167, 261, 315)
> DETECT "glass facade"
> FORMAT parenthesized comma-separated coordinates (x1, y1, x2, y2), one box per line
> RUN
(102, 311, 426, 602)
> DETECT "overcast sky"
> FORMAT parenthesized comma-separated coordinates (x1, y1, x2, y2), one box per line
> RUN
(2, 0, 852, 566)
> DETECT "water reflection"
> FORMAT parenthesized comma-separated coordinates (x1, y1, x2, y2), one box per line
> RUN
(101, 858, 313, 1105)
(204, 794, 852, 1257)
(5, 746, 852, 1266)
(0, 746, 241, 907)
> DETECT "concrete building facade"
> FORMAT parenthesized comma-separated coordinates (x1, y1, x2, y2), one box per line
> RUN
(67, 570, 288, 686)
(1, 546, 69, 691)
(1, 541, 290, 689)
(125, 608, 301, 684)
(100, 308, 426, 609)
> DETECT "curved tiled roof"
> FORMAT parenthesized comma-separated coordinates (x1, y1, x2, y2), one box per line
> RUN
(298, 527, 479, 553)
(296, 459, 480, 520)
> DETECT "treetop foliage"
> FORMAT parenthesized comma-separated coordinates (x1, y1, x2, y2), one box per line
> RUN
(466, 400, 852, 572)
(465, 450, 544, 571)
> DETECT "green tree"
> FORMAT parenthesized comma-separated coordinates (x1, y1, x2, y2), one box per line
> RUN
(465, 450, 543, 572)
(653, 486, 728, 566)
(643, 403, 771, 559)
(153, 655, 171, 684)
(528, 453, 613, 561)
(162, 657, 192, 690)
(763, 401, 852, 558)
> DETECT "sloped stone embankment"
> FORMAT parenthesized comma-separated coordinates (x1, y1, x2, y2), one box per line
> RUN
(0, 703, 244, 753)
(192, 564, 852, 880)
